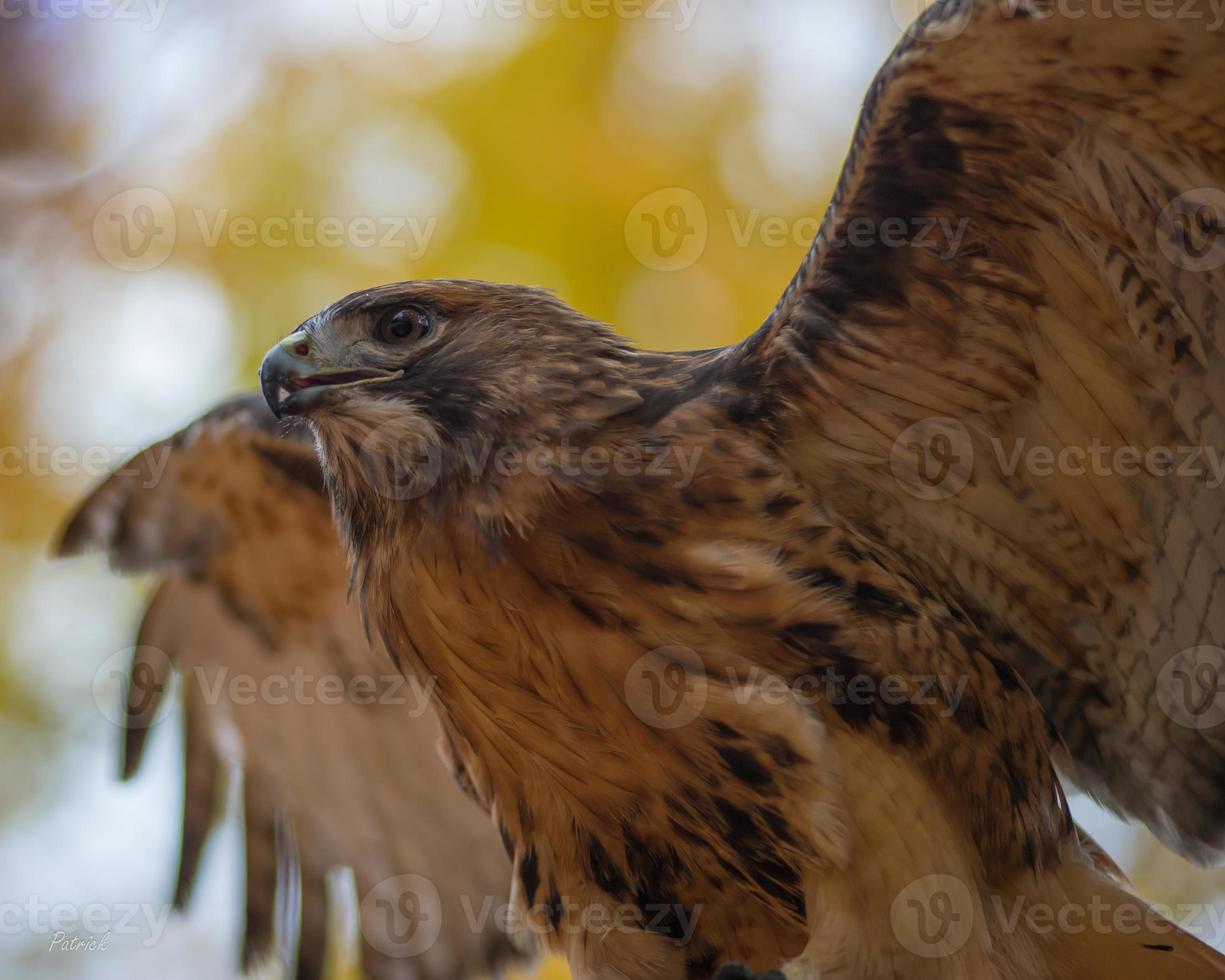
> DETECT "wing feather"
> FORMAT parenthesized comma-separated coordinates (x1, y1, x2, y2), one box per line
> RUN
(56, 394, 521, 979)
(175, 671, 223, 912)
(745, 0, 1225, 860)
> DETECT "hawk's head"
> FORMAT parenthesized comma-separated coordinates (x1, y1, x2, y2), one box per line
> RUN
(259, 279, 646, 541)
(260, 279, 632, 420)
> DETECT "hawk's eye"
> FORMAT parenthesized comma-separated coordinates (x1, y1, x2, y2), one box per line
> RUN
(377, 306, 433, 344)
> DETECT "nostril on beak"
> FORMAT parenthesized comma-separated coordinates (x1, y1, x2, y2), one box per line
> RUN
(292, 340, 310, 357)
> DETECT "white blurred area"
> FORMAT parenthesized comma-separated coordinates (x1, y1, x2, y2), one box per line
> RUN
(0, 1, 1222, 977)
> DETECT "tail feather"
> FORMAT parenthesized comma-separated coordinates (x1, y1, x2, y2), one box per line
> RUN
(1041, 861, 1225, 980)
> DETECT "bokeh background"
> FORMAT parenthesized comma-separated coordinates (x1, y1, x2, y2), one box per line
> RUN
(0, 0, 1222, 976)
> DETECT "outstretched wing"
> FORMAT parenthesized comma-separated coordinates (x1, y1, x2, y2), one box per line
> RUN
(742, 0, 1225, 861)
(57, 394, 520, 980)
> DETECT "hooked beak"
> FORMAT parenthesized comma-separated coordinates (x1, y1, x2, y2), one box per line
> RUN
(259, 334, 403, 419)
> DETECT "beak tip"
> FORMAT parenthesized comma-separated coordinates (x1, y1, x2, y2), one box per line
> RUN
(258, 363, 284, 419)
(259, 341, 302, 419)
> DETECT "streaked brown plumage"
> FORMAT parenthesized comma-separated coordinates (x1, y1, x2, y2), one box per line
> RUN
(256, 3, 1225, 976)
(65, 1, 1225, 977)
(56, 395, 523, 980)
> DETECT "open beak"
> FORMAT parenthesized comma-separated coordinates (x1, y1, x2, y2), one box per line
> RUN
(260, 334, 403, 418)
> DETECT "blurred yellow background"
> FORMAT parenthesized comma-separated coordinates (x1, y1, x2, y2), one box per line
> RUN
(0, 0, 1221, 977)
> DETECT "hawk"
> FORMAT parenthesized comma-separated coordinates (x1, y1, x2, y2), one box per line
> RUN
(67, 0, 1225, 977)
(254, 2, 1225, 976)
(57, 396, 523, 980)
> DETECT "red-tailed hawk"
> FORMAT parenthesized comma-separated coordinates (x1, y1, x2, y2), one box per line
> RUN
(254, 2, 1225, 976)
(57, 395, 522, 980)
(68, 0, 1225, 977)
